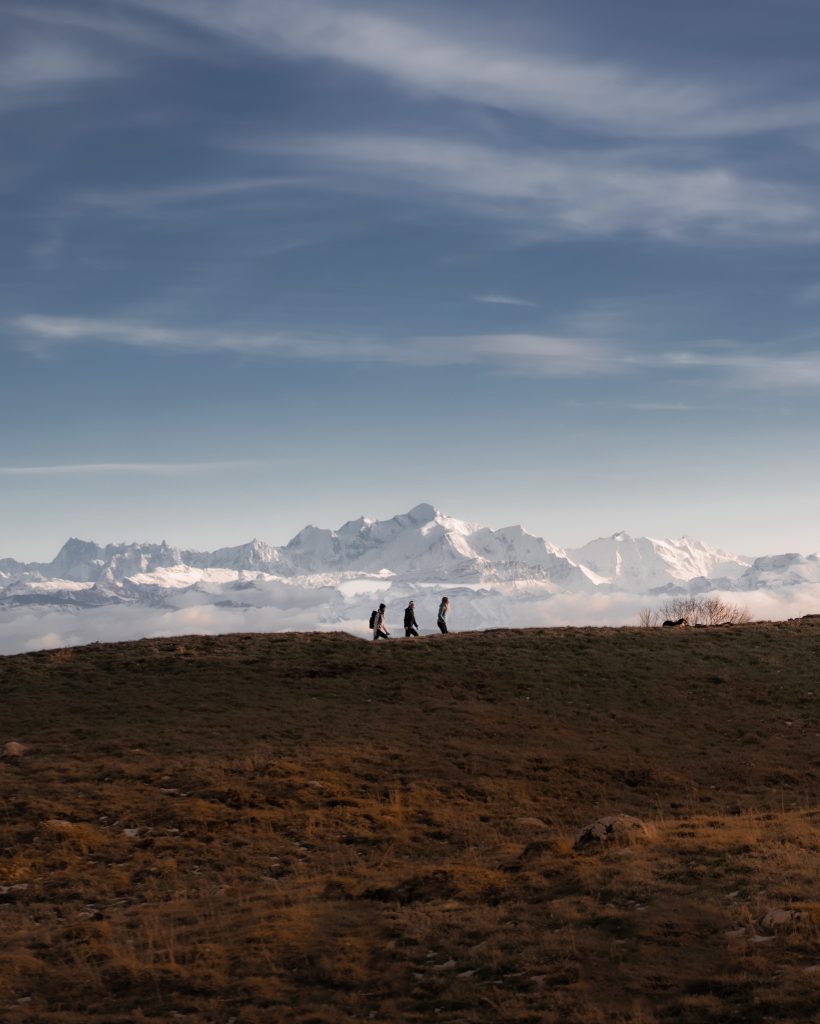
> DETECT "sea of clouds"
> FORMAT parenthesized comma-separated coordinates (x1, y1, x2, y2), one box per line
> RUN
(2, 585, 819, 656)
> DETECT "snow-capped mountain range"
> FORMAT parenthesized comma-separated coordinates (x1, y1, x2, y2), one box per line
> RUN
(1, 503, 818, 655)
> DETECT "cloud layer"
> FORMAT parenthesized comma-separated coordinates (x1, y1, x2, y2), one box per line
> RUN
(3, 584, 819, 657)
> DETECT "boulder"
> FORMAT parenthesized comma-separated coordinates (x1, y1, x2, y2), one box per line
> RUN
(760, 907, 805, 932)
(3, 741, 26, 758)
(574, 814, 647, 850)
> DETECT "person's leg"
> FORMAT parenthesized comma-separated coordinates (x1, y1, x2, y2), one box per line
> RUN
(438, 621, 448, 634)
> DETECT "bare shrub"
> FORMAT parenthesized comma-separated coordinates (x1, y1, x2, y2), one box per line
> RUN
(639, 596, 751, 627)
(638, 607, 660, 628)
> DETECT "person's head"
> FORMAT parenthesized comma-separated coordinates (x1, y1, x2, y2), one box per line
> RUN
(441, 596, 449, 604)
(379, 603, 386, 610)
(408, 600, 414, 607)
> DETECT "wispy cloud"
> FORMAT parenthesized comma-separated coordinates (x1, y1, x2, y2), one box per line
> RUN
(17, 316, 191, 348)
(16, 314, 820, 388)
(14, 314, 618, 376)
(474, 294, 538, 308)
(4, 2, 211, 56)
(0, 461, 268, 476)
(795, 282, 820, 304)
(568, 400, 697, 412)
(77, 176, 316, 214)
(125, 0, 820, 139)
(15, 315, 359, 358)
(627, 402, 695, 412)
(0, 38, 121, 109)
(409, 333, 616, 373)
(659, 350, 820, 388)
(269, 133, 817, 242)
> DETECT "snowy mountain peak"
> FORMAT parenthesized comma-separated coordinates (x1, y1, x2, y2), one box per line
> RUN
(405, 502, 437, 522)
(338, 516, 374, 536)
(49, 538, 106, 582)
(568, 532, 750, 591)
(54, 537, 102, 561)
(286, 524, 330, 547)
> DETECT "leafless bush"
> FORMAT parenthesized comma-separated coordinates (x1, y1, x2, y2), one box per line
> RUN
(638, 607, 660, 628)
(638, 596, 751, 627)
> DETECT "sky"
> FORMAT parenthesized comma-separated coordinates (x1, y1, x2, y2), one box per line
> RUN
(2, 0, 820, 562)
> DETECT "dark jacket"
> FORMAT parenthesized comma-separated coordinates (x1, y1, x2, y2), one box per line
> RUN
(404, 605, 417, 629)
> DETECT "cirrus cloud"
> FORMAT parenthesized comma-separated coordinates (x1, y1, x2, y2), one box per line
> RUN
(124, 0, 820, 140)
(265, 133, 818, 243)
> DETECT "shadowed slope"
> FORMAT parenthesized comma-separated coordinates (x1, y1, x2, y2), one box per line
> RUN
(1, 623, 819, 1022)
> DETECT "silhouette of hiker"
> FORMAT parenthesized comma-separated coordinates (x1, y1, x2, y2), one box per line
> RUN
(373, 603, 390, 640)
(437, 596, 449, 634)
(404, 600, 419, 637)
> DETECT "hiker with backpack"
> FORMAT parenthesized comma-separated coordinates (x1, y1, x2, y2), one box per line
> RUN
(404, 600, 419, 637)
(371, 603, 390, 640)
(437, 596, 450, 634)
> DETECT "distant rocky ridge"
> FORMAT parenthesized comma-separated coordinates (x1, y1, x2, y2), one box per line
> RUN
(2, 503, 819, 607)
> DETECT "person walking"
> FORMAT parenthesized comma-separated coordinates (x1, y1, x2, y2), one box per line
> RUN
(437, 596, 450, 634)
(373, 603, 390, 640)
(404, 600, 419, 637)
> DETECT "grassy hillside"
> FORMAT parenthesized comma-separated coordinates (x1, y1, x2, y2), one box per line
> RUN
(1, 623, 820, 1023)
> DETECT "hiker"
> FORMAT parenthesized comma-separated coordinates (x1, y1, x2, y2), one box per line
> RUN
(437, 596, 450, 634)
(373, 603, 390, 640)
(404, 600, 419, 637)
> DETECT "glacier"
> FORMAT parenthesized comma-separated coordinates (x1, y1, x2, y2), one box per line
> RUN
(1, 503, 818, 655)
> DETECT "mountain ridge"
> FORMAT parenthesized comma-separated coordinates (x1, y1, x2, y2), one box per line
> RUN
(1, 504, 819, 655)
(1, 502, 813, 591)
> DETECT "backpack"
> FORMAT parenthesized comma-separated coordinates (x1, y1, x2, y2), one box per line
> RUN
(369, 610, 377, 629)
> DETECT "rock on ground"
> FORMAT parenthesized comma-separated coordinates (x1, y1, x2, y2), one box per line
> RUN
(574, 814, 647, 850)
(760, 907, 806, 932)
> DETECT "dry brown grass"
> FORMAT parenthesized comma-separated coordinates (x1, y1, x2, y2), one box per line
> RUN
(1, 622, 819, 1022)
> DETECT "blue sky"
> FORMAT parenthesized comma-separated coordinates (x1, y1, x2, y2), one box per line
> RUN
(2, 0, 820, 561)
